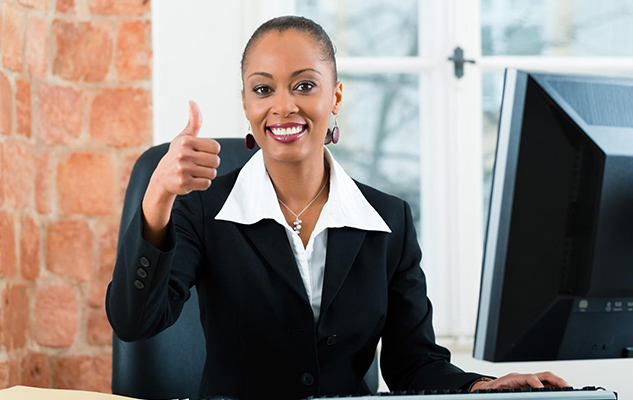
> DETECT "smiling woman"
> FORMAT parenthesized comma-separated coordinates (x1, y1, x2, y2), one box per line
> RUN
(241, 23, 341, 172)
(240, 28, 343, 248)
(107, 15, 568, 400)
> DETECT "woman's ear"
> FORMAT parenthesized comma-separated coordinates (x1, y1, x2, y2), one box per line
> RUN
(241, 88, 247, 114)
(332, 81, 343, 114)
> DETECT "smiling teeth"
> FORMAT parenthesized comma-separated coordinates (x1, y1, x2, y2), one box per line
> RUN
(270, 126, 304, 136)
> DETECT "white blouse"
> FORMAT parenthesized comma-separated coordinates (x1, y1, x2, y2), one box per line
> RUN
(215, 148, 391, 322)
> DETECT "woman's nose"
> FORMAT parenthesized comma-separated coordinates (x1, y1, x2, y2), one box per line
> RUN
(271, 90, 299, 116)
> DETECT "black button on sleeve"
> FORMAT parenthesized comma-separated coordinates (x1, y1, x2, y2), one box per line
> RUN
(133, 280, 145, 289)
(326, 334, 338, 345)
(301, 373, 314, 386)
(139, 257, 150, 267)
(136, 268, 148, 279)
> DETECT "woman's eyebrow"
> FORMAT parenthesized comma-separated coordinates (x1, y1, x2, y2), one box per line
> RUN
(247, 68, 322, 80)
(291, 68, 322, 77)
(248, 72, 273, 79)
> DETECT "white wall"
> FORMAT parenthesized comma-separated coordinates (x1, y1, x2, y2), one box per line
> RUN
(152, 1, 240, 144)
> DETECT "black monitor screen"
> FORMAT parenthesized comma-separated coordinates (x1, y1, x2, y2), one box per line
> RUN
(474, 69, 633, 362)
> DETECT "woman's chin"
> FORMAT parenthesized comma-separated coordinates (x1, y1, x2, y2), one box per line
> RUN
(262, 142, 322, 164)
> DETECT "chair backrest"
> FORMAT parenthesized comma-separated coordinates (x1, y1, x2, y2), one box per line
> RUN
(112, 138, 378, 399)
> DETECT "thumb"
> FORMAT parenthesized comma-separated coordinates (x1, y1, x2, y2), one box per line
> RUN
(182, 100, 203, 136)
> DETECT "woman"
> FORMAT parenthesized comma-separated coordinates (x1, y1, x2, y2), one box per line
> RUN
(107, 16, 568, 400)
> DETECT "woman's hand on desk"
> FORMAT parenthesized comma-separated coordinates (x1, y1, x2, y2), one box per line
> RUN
(141, 100, 221, 249)
(470, 371, 570, 391)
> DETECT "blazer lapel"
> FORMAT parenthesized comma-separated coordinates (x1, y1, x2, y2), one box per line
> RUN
(320, 227, 367, 319)
(238, 219, 310, 305)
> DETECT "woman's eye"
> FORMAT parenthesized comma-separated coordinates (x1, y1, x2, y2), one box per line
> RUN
(253, 86, 271, 95)
(296, 82, 315, 91)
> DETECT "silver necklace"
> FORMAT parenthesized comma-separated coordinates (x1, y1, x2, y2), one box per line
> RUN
(278, 177, 329, 235)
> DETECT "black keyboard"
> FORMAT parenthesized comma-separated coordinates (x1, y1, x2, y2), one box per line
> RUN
(302, 386, 617, 400)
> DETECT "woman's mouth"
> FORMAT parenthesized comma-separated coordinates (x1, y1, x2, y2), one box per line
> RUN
(266, 124, 308, 143)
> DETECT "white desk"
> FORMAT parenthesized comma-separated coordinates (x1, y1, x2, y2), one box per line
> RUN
(0, 386, 139, 400)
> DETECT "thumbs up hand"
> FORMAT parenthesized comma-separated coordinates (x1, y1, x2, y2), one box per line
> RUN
(152, 100, 221, 196)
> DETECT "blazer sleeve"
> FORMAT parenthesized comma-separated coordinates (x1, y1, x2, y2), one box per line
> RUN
(380, 201, 484, 391)
(106, 191, 204, 342)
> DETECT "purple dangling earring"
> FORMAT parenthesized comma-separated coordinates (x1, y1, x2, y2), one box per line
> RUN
(325, 115, 340, 145)
(331, 116, 339, 144)
(245, 124, 255, 150)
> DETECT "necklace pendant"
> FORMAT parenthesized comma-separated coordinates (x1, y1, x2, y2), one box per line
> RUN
(293, 219, 302, 234)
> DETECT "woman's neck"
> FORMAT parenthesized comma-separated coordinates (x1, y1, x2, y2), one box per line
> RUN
(264, 150, 329, 212)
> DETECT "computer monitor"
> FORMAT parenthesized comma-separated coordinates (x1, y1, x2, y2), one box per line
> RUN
(474, 69, 633, 362)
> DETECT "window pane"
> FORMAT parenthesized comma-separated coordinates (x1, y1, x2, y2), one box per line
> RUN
(482, 0, 633, 56)
(333, 73, 421, 232)
(482, 72, 504, 224)
(295, 0, 419, 57)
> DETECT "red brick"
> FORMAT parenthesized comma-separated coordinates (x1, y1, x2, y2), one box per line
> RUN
(3, 142, 34, 210)
(0, 211, 16, 278)
(46, 219, 93, 281)
(0, 288, 3, 347)
(89, 0, 150, 15)
(20, 353, 51, 388)
(0, 361, 8, 389)
(0, 359, 18, 389)
(3, 284, 29, 350)
(89, 223, 118, 307)
(0, 71, 11, 136)
(9, 360, 18, 388)
(20, 214, 40, 280)
(90, 88, 151, 148)
(99, 222, 118, 279)
(121, 151, 142, 204)
(17, 0, 48, 9)
(89, 266, 113, 308)
(55, 355, 111, 393)
(53, 20, 112, 82)
(16, 78, 32, 137)
(57, 152, 116, 215)
(8, 359, 18, 387)
(87, 308, 112, 345)
(25, 16, 47, 78)
(57, 0, 75, 13)
(116, 20, 151, 81)
(0, 143, 2, 206)
(38, 83, 83, 144)
(2, 3, 24, 72)
(35, 152, 53, 214)
(34, 285, 78, 347)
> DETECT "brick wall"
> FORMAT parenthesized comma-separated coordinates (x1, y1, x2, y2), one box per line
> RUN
(0, 0, 152, 392)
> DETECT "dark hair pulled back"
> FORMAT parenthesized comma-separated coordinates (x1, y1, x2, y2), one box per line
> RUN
(241, 15, 338, 84)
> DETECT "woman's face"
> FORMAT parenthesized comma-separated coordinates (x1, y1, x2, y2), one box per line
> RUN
(242, 29, 343, 164)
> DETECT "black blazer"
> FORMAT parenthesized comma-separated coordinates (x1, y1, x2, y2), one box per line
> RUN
(106, 168, 483, 400)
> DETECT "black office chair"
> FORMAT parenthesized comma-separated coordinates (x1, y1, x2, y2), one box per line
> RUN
(112, 138, 379, 399)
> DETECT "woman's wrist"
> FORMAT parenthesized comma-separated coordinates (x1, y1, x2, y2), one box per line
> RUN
(469, 377, 495, 392)
(141, 178, 177, 250)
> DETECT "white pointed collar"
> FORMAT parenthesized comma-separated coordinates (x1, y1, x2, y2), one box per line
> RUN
(215, 148, 391, 234)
